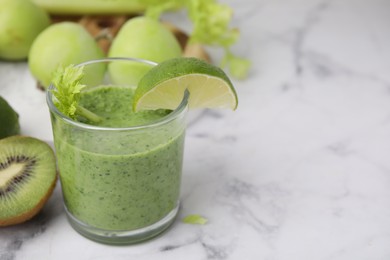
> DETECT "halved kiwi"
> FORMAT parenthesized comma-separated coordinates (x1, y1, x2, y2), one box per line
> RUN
(0, 136, 57, 226)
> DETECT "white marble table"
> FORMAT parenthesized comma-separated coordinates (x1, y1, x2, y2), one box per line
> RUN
(1, 0, 390, 259)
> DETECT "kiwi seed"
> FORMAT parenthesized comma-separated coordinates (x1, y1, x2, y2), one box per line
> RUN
(0, 136, 57, 226)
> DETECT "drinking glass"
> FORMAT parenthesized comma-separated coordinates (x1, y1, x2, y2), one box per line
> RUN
(47, 58, 188, 244)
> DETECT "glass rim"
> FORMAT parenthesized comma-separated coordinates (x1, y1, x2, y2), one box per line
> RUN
(46, 57, 189, 131)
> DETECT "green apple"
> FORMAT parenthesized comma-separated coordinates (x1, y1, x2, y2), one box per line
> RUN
(28, 22, 106, 89)
(0, 0, 50, 60)
(108, 16, 182, 86)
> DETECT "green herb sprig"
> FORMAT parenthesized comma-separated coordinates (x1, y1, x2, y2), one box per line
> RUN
(50, 65, 102, 123)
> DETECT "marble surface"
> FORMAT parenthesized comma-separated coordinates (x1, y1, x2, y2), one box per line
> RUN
(1, 0, 390, 259)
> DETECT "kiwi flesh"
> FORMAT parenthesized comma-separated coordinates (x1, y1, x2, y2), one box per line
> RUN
(0, 96, 20, 139)
(0, 136, 57, 226)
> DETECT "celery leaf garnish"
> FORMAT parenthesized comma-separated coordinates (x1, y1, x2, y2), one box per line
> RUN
(50, 65, 102, 123)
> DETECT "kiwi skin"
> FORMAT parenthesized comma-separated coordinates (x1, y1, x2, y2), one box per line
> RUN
(0, 180, 57, 226)
(0, 136, 57, 227)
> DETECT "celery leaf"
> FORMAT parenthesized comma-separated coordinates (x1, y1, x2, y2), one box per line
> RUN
(187, 0, 238, 47)
(50, 65, 101, 123)
(144, 0, 252, 79)
(186, 0, 251, 79)
(182, 214, 208, 225)
(222, 50, 252, 80)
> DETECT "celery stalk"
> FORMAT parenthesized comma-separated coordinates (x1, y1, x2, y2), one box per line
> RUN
(31, 0, 148, 15)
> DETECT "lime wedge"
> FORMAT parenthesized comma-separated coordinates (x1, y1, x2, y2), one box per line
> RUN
(133, 57, 238, 111)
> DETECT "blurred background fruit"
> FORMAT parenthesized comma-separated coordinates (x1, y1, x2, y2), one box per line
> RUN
(108, 16, 182, 86)
(0, 0, 50, 60)
(28, 22, 106, 89)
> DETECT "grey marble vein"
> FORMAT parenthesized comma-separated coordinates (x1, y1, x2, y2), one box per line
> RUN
(0, 213, 47, 260)
(291, 0, 333, 76)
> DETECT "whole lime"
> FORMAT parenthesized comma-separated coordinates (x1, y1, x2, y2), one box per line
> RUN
(0, 0, 50, 61)
(0, 96, 20, 139)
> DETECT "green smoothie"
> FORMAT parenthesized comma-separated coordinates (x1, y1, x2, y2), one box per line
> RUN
(52, 85, 185, 230)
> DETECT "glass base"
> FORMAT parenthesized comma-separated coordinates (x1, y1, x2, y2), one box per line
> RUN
(64, 204, 180, 245)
